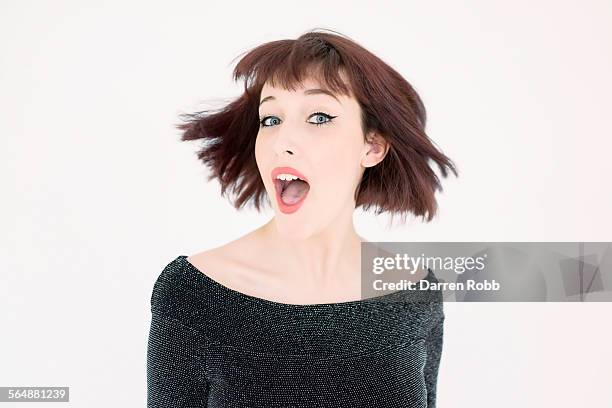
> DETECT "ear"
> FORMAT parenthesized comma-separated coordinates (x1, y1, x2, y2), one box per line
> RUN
(361, 132, 389, 168)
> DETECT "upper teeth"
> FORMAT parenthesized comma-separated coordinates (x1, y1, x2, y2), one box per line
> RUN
(276, 173, 300, 181)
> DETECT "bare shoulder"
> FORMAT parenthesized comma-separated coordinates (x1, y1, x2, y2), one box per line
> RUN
(186, 229, 264, 289)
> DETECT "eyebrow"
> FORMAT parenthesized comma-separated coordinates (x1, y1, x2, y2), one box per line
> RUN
(259, 88, 342, 107)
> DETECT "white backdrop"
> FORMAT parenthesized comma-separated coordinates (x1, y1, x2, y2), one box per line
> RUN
(1, 1, 611, 406)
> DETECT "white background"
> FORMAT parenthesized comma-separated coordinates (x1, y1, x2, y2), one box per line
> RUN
(2, 1, 611, 406)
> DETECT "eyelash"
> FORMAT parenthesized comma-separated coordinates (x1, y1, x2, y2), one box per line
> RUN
(259, 112, 337, 128)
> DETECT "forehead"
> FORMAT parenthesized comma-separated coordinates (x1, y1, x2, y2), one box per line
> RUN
(259, 75, 354, 107)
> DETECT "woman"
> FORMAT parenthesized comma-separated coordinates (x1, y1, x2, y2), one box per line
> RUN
(147, 29, 457, 407)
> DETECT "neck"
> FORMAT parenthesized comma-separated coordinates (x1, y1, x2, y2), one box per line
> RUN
(258, 212, 365, 286)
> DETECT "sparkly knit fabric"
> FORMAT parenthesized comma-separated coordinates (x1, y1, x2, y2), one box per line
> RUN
(147, 255, 444, 407)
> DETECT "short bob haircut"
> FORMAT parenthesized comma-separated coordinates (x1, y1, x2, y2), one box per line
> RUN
(177, 28, 458, 223)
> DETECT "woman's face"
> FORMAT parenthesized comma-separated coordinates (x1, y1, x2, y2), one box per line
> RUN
(255, 75, 386, 240)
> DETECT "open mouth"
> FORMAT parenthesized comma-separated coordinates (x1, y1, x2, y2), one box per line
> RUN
(271, 167, 311, 214)
(274, 177, 310, 205)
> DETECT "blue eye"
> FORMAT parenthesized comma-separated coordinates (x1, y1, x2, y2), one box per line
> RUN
(260, 116, 281, 127)
(259, 112, 337, 128)
(308, 112, 336, 126)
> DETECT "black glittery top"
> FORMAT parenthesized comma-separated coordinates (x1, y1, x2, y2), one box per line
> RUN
(147, 255, 445, 407)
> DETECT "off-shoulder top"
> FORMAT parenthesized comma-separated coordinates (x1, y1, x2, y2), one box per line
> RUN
(147, 255, 444, 407)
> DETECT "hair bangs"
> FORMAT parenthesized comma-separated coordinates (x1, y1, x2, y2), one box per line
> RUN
(233, 37, 353, 98)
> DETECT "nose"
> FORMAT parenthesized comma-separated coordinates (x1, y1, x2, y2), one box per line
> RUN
(273, 141, 295, 156)
(272, 124, 298, 157)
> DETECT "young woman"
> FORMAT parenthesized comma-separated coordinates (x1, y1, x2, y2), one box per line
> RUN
(147, 29, 457, 407)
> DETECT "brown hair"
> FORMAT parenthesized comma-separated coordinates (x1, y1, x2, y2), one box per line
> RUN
(176, 28, 458, 223)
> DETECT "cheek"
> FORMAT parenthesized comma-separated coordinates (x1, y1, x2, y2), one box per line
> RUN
(254, 136, 269, 189)
(310, 140, 363, 200)
(254, 134, 268, 168)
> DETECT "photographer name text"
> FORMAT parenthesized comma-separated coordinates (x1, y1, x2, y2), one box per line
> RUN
(373, 279, 501, 291)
